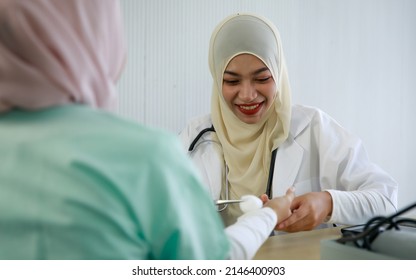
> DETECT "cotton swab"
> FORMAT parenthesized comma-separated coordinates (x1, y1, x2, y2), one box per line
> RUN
(239, 195, 262, 213)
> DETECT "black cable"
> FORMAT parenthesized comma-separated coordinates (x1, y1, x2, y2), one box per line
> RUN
(265, 149, 277, 199)
(337, 202, 416, 250)
(188, 125, 215, 152)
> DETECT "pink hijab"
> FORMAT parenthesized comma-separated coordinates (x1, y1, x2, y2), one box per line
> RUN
(0, 0, 126, 112)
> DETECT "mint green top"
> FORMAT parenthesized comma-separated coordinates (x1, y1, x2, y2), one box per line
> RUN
(0, 105, 229, 259)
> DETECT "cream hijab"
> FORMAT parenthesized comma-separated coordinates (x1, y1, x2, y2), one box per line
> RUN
(0, 0, 125, 112)
(209, 13, 292, 224)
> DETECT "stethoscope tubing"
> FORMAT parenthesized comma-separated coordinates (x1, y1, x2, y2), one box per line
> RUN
(188, 125, 215, 152)
(188, 125, 277, 211)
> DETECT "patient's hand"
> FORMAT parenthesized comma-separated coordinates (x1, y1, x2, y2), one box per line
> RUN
(262, 187, 295, 230)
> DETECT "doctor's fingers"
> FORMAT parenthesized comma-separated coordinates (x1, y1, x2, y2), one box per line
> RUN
(279, 219, 316, 232)
(276, 207, 308, 231)
(277, 210, 318, 232)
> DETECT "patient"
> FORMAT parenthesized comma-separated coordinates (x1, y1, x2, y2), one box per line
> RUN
(0, 0, 293, 260)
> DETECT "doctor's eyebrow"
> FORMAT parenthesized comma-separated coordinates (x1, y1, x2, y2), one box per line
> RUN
(223, 67, 270, 77)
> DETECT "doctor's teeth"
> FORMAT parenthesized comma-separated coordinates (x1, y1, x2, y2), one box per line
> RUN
(240, 104, 259, 110)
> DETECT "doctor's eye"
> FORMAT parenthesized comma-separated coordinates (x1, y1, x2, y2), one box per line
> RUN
(223, 79, 239, 85)
(255, 76, 272, 83)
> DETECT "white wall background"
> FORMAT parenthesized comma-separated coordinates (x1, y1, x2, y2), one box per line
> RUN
(117, 0, 416, 212)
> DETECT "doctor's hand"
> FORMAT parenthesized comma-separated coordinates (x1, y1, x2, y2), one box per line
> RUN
(276, 191, 333, 232)
(262, 187, 295, 230)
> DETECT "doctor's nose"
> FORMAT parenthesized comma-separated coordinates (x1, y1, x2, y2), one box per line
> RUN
(239, 82, 257, 102)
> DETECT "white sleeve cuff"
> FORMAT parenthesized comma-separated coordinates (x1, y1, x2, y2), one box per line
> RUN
(225, 207, 277, 259)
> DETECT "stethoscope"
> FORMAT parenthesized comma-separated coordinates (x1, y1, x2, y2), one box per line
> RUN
(188, 125, 277, 212)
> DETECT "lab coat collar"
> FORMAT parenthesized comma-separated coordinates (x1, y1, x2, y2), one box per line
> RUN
(272, 105, 310, 193)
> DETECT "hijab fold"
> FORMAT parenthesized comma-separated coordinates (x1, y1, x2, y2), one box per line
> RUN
(209, 13, 292, 225)
(0, 0, 126, 112)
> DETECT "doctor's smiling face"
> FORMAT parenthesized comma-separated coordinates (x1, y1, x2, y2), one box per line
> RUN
(222, 54, 276, 124)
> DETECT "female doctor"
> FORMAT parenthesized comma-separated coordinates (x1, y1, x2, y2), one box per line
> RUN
(180, 13, 398, 231)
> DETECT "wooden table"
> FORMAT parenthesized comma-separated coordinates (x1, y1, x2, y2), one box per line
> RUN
(254, 227, 342, 260)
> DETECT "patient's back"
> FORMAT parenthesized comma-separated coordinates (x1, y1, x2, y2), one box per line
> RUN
(0, 105, 229, 260)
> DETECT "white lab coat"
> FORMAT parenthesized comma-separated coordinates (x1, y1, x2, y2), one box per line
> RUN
(180, 104, 398, 226)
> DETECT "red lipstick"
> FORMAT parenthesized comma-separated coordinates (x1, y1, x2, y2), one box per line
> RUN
(237, 102, 263, 115)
